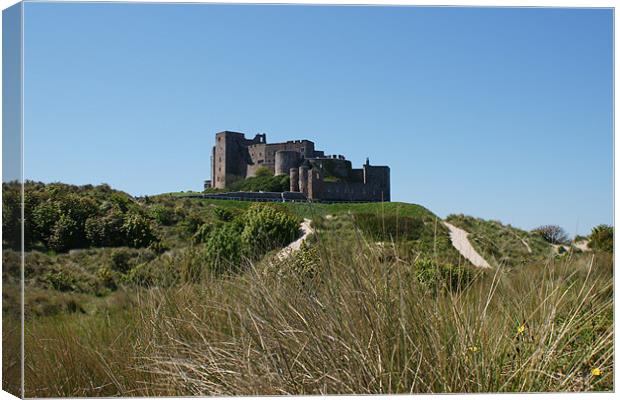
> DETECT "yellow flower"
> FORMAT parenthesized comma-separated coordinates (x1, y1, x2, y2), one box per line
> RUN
(591, 367, 602, 376)
(468, 346, 479, 353)
(517, 325, 526, 335)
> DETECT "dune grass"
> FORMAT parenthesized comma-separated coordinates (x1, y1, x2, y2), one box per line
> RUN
(20, 232, 613, 396)
(446, 214, 553, 268)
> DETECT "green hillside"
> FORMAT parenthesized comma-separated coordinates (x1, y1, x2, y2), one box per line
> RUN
(445, 214, 553, 268)
(3, 182, 613, 396)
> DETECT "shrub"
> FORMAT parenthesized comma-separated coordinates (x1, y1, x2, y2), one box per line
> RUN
(532, 225, 569, 245)
(213, 206, 235, 222)
(33, 201, 62, 243)
(96, 266, 117, 290)
(203, 224, 245, 276)
(254, 166, 273, 177)
(110, 249, 133, 273)
(85, 208, 125, 247)
(124, 257, 180, 288)
(2, 184, 22, 250)
(228, 174, 290, 192)
(589, 225, 613, 252)
(412, 258, 477, 293)
(121, 213, 158, 248)
(48, 215, 81, 252)
(241, 204, 300, 256)
(178, 212, 204, 237)
(193, 222, 217, 244)
(149, 205, 176, 226)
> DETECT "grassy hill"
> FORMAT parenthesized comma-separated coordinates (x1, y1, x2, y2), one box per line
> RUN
(445, 214, 554, 268)
(2, 182, 613, 396)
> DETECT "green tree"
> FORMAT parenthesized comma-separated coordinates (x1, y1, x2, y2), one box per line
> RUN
(121, 213, 157, 248)
(589, 225, 613, 252)
(32, 201, 62, 245)
(48, 214, 80, 252)
(85, 208, 125, 247)
(532, 225, 569, 245)
(2, 184, 22, 250)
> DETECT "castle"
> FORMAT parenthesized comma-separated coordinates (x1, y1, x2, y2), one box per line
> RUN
(209, 131, 390, 202)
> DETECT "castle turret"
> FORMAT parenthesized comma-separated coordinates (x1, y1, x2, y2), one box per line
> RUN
(299, 165, 309, 196)
(275, 150, 300, 176)
(307, 167, 323, 200)
(290, 168, 299, 192)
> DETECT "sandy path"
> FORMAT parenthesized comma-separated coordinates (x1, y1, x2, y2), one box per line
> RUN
(573, 240, 590, 252)
(443, 222, 491, 269)
(520, 238, 532, 254)
(277, 219, 314, 261)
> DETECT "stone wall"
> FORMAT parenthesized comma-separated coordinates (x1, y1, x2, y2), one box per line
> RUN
(294, 163, 390, 202)
(210, 131, 390, 202)
(247, 140, 316, 176)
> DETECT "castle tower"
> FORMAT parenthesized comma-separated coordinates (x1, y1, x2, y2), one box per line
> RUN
(290, 168, 299, 192)
(212, 131, 266, 189)
(275, 150, 300, 176)
(307, 167, 323, 200)
(298, 165, 309, 196)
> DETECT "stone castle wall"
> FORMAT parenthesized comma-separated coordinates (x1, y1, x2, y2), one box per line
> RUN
(211, 131, 390, 201)
(298, 164, 390, 202)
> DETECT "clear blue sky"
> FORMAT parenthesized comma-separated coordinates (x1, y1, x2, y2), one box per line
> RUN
(22, 3, 613, 234)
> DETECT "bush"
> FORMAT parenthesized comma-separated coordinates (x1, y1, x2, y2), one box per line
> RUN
(254, 167, 273, 177)
(193, 222, 217, 244)
(33, 201, 62, 243)
(203, 224, 245, 276)
(110, 249, 133, 273)
(48, 215, 81, 252)
(3, 184, 22, 250)
(412, 258, 477, 292)
(121, 213, 158, 248)
(178, 212, 204, 237)
(228, 174, 290, 192)
(213, 206, 235, 222)
(532, 225, 569, 245)
(241, 204, 300, 256)
(96, 266, 117, 290)
(589, 225, 613, 252)
(149, 205, 176, 226)
(85, 208, 125, 247)
(125, 257, 180, 288)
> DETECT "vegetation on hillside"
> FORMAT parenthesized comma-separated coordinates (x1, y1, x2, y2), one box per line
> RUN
(12, 239, 613, 396)
(204, 168, 290, 193)
(2, 182, 613, 396)
(3, 181, 158, 253)
(532, 224, 570, 245)
(445, 214, 553, 268)
(588, 224, 613, 252)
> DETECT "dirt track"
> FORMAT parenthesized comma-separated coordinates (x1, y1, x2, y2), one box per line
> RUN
(443, 221, 491, 268)
(276, 219, 314, 260)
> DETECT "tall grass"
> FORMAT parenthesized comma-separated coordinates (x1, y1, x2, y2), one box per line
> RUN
(21, 228, 613, 396)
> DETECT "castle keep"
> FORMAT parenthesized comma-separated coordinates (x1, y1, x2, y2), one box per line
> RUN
(211, 131, 390, 202)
